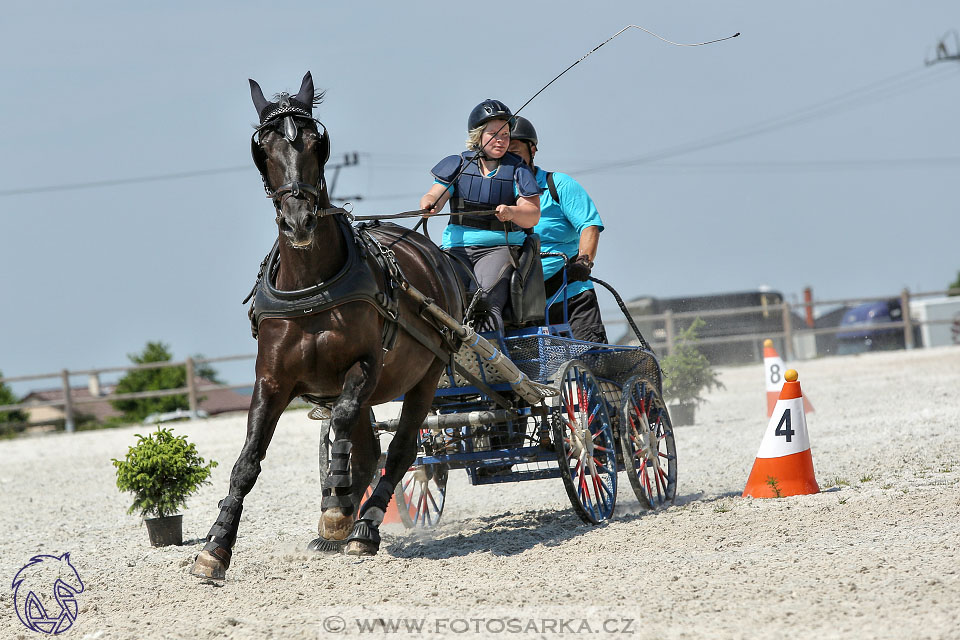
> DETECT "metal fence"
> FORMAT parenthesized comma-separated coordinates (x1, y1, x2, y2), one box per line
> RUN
(605, 287, 960, 360)
(2, 287, 958, 433)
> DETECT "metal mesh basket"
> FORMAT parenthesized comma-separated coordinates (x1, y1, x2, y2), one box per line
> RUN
(504, 333, 662, 391)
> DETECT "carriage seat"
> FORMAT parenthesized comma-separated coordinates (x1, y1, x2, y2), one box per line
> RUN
(503, 233, 546, 329)
(443, 234, 546, 331)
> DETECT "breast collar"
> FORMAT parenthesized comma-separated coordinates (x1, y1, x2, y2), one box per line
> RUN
(250, 218, 399, 341)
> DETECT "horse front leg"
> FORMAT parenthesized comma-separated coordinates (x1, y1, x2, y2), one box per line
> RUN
(316, 360, 378, 545)
(190, 375, 290, 580)
(345, 365, 441, 556)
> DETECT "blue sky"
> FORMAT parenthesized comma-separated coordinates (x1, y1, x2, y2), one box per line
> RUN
(1, 2, 958, 387)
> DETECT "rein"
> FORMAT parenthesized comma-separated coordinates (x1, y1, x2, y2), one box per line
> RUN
(349, 208, 498, 222)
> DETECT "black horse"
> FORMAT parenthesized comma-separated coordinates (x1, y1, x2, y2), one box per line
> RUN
(191, 72, 464, 579)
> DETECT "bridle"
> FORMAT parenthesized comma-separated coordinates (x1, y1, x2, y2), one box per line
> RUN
(250, 100, 344, 221)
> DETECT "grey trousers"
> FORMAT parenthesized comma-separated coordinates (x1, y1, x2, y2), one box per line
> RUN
(446, 245, 514, 334)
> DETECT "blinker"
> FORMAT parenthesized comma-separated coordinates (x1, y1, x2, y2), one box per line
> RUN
(283, 116, 299, 142)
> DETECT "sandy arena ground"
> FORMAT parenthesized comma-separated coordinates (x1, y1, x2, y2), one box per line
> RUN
(1, 346, 958, 639)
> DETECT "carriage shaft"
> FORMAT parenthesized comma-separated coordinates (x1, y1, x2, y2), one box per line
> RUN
(373, 409, 521, 433)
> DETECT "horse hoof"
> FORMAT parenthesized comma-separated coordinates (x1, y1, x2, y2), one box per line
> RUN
(345, 540, 379, 556)
(307, 537, 346, 554)
(319, 509, 354, 541)
(344, 519, 380, 556)
(190, 550, 227, 581)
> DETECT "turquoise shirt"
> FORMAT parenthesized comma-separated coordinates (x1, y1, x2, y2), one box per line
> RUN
(532, 167, 604, 299)
(435, 176, 528, 248)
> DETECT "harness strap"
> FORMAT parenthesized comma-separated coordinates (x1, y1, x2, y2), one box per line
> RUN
(547, 172, 560, 205)
(397, 313, 512, 410)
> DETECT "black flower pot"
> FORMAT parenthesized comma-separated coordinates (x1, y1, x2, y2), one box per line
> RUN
(145, 514, 183, 546)
(669, 403, 696, 427)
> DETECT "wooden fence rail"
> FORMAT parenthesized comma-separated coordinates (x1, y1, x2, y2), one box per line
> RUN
(2, 287, 958, 432)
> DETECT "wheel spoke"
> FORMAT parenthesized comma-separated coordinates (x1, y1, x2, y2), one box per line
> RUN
(426, 487, 440, 513)
(643, 465, 654, 497)
(590, 472, 604, 507)
(653, 466, 665, 503)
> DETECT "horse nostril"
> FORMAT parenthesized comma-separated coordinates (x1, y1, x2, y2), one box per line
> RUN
(280, 218, 293, 234)
(304, 215, 317, 232)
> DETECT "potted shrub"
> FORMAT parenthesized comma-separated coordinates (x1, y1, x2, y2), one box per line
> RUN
(661, 317, 724, 426)
(112, 427, 217, 546)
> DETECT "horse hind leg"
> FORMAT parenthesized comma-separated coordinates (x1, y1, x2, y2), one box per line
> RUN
(312, 407, 379, 552)
(349, 408, 380, 515)
(315, 361, 377, 546)
(345, 366, 440, 556)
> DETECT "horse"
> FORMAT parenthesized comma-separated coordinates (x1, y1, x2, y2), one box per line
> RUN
(190, 72, 464, 579)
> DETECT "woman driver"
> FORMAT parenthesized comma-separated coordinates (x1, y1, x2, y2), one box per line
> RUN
(419, 99, 540, 334)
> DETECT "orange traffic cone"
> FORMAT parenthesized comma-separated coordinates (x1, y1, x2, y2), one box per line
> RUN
(743, 368, 819, 498)
(363, 473, 402, 524)
(382, 499, 402, 524)
(764, 339, 814, 417)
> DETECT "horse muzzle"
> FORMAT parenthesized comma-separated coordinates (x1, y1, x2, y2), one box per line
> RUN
(279, 208, 318, 248)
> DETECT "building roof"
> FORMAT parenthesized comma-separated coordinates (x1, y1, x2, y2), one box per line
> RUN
(21, 378, 251, 424)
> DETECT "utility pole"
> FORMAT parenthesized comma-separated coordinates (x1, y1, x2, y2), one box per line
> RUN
(926, 30, 960, 66)
(327, 152, 363, 203)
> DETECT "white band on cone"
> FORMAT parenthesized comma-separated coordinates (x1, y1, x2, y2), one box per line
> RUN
(765, 354, 786, 393)
(756, 396, 810, 458)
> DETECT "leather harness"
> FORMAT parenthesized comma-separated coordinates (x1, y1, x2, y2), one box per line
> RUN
(246, 216, 400, 352)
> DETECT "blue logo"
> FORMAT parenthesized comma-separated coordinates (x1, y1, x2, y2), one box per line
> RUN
(12, 553, 84, 635)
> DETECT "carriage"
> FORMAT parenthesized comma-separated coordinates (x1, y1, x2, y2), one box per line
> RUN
(322, 267, 678, 529)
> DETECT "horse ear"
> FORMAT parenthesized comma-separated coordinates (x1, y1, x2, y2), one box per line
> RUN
(249, 79, 270, 117)
(295, 71, 314, 109)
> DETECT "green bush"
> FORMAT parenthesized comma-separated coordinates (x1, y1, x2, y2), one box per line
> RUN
(111, 341, 221, 422)
(112, 427, 218, 518)
(0, 370, 27, 434)
(661, 317, 725, 408)
(949, 271, 960, 296)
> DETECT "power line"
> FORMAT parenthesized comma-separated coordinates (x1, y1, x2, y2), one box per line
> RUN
(0, 165, 250, 197)
(0, 155, 364, 199)
(926, 30, 960, 66)
(3, 65, 955, 199)
(574, 65, 956, 175)
(597, 157, 960, 174)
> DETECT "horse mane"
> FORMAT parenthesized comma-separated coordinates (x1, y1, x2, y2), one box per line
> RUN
(271, 89, 326, 107)
(252, 90, 327, 129)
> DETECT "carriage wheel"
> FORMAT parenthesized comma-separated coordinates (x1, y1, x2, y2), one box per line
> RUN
(619, 376, 677, 509)
(551, 360, 617, 524)
(394, 429, 449, 529)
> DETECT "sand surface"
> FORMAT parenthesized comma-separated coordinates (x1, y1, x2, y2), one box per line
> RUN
(1, 346, 958, 639)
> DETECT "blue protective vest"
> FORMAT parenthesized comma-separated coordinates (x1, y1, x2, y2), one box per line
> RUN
(431, 151, 528, 231)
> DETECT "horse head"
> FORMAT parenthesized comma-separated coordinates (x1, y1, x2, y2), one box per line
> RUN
(250, 71, 331, 249)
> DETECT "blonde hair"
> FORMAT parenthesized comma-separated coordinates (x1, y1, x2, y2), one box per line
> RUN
(465, 124, 485, 150)
(465, 119, 510, 151)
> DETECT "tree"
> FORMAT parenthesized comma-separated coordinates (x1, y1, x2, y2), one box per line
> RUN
(193, 355, 223, 384)
(949, 271, 960, 296)
(660, 317, 725, 410)
(112, 427, 217, 518)
(111, 342, 221, 422)
(0, 370, 28, 428)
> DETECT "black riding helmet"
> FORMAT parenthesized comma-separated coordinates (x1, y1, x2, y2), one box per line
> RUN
(510, 116, 538, 146)
(468, 99, 514, 131)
